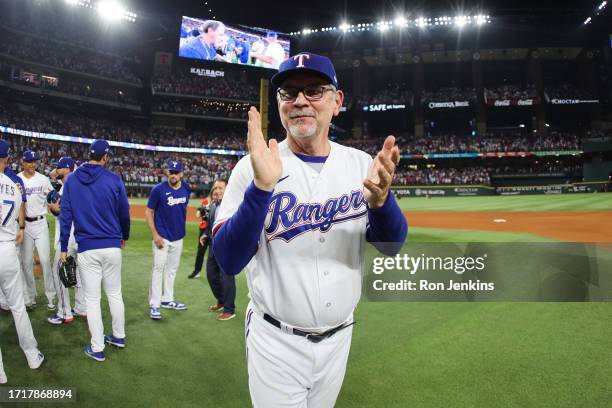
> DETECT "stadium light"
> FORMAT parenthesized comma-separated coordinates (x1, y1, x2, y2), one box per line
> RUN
(599, 1, 607, 10)
(97, 2, 137, 22)
(394, 16, 407, 26)
(290, 11, 490, 36)
(584, 17, 592, 24)
(97, 1, 125, 21)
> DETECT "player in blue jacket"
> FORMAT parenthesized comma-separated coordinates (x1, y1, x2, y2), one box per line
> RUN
(60, 139, 130, 362)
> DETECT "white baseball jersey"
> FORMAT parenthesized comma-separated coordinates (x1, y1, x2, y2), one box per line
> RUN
(215, 140, 372, 331)
(17, 171, 53, 218)
(0, 173, 22, 241)
(263, 42, 285, 69)
(0, 173, 41, 367)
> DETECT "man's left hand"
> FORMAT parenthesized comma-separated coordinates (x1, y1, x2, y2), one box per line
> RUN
(363, 135, 400, 209)
(16, 230, 24, 246)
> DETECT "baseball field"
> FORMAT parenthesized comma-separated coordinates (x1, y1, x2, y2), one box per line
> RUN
(1, 192, 611, 407)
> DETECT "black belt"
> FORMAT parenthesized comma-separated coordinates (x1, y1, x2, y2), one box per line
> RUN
(263, 313, 355, 344)
(26, 215, 45, 222)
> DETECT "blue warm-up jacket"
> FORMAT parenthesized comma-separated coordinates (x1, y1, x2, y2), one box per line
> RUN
(60, 163, 130, 253)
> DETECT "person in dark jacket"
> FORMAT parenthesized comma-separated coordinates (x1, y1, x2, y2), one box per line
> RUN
(203, 179, 235, 321)
(60, 139, 130, 362)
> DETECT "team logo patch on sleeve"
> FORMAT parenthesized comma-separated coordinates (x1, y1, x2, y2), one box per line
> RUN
(265, 190, 368, 241)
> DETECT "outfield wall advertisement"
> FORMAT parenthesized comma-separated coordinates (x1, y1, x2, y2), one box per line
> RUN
(393, 182, 609, 197)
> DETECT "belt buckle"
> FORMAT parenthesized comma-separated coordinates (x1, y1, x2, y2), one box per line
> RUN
(305, 333, 325, 343)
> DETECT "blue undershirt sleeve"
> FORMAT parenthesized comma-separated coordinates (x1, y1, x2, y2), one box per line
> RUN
(212, 182, 273, 275)
(366, 193, 408, 255)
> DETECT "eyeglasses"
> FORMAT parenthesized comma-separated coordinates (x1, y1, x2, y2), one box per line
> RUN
(277, 85, 336, 102)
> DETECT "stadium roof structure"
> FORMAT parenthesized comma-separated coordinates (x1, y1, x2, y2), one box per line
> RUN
(124, 0, 609, 52)
(135, 0, 596, 33)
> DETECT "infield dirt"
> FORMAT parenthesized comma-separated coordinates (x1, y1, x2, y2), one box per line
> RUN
(129, 205, 612, 243)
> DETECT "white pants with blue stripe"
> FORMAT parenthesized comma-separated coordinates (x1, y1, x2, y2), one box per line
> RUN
(149, 238, 183, 308)
(79, 248, 125, 352)
(245, 301, 353, 408)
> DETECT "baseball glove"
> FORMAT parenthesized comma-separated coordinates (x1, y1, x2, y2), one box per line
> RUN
(58, 256, 78, 288)
(46, 190, 60, 204)
(51, 179, 62, 193)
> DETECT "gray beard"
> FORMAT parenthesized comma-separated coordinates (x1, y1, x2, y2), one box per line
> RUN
(288, 124, 317, 139)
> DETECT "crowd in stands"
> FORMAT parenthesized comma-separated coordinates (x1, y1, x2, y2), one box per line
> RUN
(358, 83, 413, 105)
(490, 163, 582, 175)
(485, 84, 538, 101)
(545, 84, 595, 100)
(395, 167, 491, 185)
(394, 162, 580, 185)
(1, 3, 140, 60)
(1, 130, 584, 188)
(57, 80, 139, 105)
(154, 99, 249, 120)
(342, 132, 580, 155)
(152, 72, 258, 101)
(2, 134, 237, 189)
(1, 102, 585, 155)
(0, 62, 139, 105)
(0, 105, 247, 150)
(421, 87, 476, 103)
(0, 28, 141, 85)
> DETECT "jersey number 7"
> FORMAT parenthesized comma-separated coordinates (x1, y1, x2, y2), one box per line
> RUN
(1, 200, 15, 226)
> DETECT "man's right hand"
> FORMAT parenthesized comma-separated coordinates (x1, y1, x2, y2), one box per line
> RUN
(60, 252, 67, 263)
(199, 235, 208, 246)
(247, 107, 282, 192)
(153, 234, 165, 249)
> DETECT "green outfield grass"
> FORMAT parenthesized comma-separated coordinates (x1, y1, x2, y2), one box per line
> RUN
(130, 191, 612, 212)
(129, 198, 203, 208)
(0, 205, 610, 407)
(397, 192, 612, 212)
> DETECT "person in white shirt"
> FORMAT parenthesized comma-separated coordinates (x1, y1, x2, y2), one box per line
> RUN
(17, 150, 55, 310)
(251, 32, 286, 69)
(0, 140, 45, 384)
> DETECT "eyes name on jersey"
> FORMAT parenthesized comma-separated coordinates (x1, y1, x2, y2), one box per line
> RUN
(0, 183, 17, 197)
(265, 190, 368, 241)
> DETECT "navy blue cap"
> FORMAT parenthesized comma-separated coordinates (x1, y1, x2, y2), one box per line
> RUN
(90, 139, 112, 156)
(167, 160, 184, 172)
(0, 140, 9, 158)
(22, 150, 37, 162)
(57, 156, 75, 170)
(267, 31, 277, 38)
(271, 52, 338, 88)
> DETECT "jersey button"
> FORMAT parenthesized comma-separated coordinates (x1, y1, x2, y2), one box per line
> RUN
(326, 302, 332, 308)
(323, 270, 329, 276)
(319, 237, 325, 243)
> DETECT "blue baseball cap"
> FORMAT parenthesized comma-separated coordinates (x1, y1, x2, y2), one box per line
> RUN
(0, 140, 9, 158)
(22, 150, 37, 162)
(167, 160, 183, 172)
(267, 31, 277, 38)
(271, 52, 338, 88)
(90, 139, 112, 156)
(57, 156, 75, 170)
